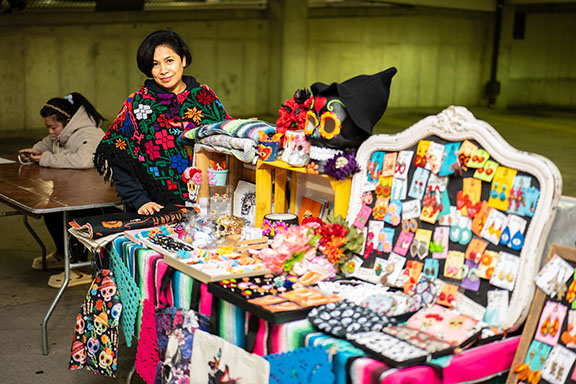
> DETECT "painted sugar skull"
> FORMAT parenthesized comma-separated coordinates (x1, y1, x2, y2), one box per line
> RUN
(281, 130, 310, 166)
(75, 313, 86, 334)
(71, 341, 86, 365)
(94, 312, 109, 336)
(99, 348, 114, 369)
(305, 68, 397, 161)
(87, 336, 100, 356)
(99, 276, 117, 302)
(111, 303, 122, 323)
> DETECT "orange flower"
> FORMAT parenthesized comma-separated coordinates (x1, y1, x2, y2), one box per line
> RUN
(306, 162, 320, 174)
(184, 107, 204, 124)
(114, 138, 127, 150)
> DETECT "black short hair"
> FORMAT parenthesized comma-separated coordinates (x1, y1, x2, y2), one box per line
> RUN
(137, 30, 192, 77)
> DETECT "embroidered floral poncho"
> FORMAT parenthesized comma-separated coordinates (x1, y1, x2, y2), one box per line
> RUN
(94, 77, 230, 206)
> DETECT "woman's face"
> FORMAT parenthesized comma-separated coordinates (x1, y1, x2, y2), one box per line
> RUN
(151, 45, 186, 94)
(44, 115, 65, 139)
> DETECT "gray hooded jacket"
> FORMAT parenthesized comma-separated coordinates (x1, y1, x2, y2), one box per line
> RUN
(33, 105, 105, 169)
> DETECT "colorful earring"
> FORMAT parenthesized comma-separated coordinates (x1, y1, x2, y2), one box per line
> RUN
(540, 316, 551, 336)
(490, 182, 499, 199)
(500, 227, 511, 246)
(499, 184, 507, 201)
(510, 231, 524, 251)
(550, 318, 559, 337)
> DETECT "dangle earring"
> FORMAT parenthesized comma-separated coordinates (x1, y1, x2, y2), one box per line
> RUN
(510, 231, 525, 251)
(499, 184, 507, 201)
(541, 316, 551, 336)
(490, 182, 499, 199)
(500, 227, 511, 246)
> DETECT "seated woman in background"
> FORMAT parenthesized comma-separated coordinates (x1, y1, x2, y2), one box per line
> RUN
(19, 93, 106, 287)
(94, 30, 231, 215)
(19, 92, 105, 168)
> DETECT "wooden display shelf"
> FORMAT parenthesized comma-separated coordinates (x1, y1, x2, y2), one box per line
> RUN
(255, 159, 352, 227)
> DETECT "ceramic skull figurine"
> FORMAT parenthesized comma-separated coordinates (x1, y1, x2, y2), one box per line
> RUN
(281, 130, 310, 166)
(304, 68, 397, 162)
(214, 215, 245, 239)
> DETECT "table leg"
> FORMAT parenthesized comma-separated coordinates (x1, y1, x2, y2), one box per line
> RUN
(42, 211, 71, 355)
(126, 364, 136, 384)
(22, 215, 47, 270)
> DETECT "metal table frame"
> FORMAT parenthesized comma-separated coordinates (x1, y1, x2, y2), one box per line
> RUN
(0, 158, 121, 355)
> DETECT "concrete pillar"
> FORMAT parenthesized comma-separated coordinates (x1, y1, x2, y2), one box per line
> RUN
(268, 0, 308, 114)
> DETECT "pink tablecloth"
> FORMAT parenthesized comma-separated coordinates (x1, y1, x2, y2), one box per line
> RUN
(350, 336, 520, 384)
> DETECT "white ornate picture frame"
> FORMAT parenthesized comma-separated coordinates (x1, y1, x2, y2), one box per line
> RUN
(347, 106, 562, 331)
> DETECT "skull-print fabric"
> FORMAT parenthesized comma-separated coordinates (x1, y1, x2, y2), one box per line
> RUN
(69, 269, 122, 377)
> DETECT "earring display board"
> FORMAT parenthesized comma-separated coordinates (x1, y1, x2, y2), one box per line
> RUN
(507, 244, 576, 384)
(345, 106, 562, 332)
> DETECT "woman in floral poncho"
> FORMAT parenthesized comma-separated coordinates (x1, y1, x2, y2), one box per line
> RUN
(94, 30, 231, 214)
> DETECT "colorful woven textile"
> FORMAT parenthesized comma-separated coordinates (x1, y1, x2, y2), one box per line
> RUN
(179, 119, 276, 142)
(218, 299, 246, 348)
(95, 80, 230, 205)
(172, 270, 194, 309)
(110, 237, 141, 347)
(135, 299, 160, 384)
(69, 269, 122, 377)
(197, 135, 259, 163)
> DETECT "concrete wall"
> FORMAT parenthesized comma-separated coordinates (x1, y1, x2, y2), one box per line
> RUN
(0, 5, 575, 134)
(498, 10, 576, 108)
(0, 14, 270, 134)
(305, 11, 493, 109)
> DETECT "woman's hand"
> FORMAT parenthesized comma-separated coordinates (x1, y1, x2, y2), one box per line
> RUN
(18, 148, 41, 163)
(138, 201, 164, 215)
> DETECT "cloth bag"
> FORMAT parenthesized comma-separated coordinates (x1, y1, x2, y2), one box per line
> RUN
(189, 330, 270, 384)
(69, 269, 122, 377)
(155, 306, 210, 384)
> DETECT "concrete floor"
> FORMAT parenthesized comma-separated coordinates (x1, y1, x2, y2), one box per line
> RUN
(0, 107, 573, 383)
(0, 209, 144, 383)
